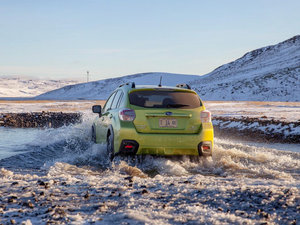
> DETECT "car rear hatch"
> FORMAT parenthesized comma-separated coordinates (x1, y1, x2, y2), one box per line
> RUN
(129, 88, 203, 134)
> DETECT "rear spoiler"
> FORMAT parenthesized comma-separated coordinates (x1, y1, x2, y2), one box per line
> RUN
(176, 83, 191, 89)
(119, 82, 135, 88)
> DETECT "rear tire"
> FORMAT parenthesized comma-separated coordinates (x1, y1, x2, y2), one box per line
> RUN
(107, 134, 115, 161)
(91, 126, 96, 143)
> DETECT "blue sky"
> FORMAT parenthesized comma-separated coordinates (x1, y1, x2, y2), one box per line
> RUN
(0, 0, 299, 81)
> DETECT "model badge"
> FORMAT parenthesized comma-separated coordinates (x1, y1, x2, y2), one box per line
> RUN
(165, 112, 172, 116)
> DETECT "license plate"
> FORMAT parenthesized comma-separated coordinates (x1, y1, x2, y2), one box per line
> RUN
(159, 118, 177, 128)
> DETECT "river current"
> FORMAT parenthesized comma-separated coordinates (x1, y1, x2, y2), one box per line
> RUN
(0, 117, 299, 224)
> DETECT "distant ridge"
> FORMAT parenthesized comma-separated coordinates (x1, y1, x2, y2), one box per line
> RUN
(32, 35, 300, 102)
(190, 35, 300, 101)
(0, 77, 78, 98)
(35, 72, 200, 100)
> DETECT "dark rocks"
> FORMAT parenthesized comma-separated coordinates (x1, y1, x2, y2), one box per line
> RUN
(22, 201, 34, 208)
(11, 182, 18, 186)
(84, 192, 90, 199)
(124, 176, 133, 183)
(37, 180, 46, 186)
(0, 112, 82, 128)
(141, 189, 148, 194)
(134, 189, 149, 195)
(45, 207, 53, 213)
(7, 196, 18, 203)
(0, 204, 6, 210)
(37, 180, 50, 188)
(53, 208, 66, 217)
(22, 186, 29, 191)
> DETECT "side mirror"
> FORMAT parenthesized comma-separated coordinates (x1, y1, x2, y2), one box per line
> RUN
(92, 105, 102, 116)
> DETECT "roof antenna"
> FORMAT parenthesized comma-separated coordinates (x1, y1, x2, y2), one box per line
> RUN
(158, 76, 162, 87)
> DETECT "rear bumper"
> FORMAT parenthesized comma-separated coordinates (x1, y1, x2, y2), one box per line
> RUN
(116, 123, 214, 156)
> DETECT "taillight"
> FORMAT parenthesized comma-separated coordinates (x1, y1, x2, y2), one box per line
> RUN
(119, 108, 136, 121)
(200, 110, 211, 123)
(125, 145, 134, 149)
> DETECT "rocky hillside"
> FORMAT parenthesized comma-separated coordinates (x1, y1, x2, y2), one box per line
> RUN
(190, 35, 300, 101)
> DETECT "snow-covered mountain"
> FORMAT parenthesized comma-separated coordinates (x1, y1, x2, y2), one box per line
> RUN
(35, 73, 200, 100)
(0, 77, 79, 98)
(191, 35, 300, 101)
(32, 35, 300, 102)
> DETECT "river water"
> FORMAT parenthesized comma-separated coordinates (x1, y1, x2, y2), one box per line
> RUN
(0, 118, 299, 224)
(0, 127, 41, 160)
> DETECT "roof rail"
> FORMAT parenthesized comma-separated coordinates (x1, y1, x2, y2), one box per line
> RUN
(119, 82, 135, 88)
(176, 83, 191, 89)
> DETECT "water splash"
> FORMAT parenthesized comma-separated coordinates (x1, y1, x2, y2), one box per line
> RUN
(1, 112, 299, 181)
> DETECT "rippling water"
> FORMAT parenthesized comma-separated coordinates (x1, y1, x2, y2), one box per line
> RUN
(0, 117, 299, 224)
(0, 127, 41, 160)
(1, 120, 300, 178)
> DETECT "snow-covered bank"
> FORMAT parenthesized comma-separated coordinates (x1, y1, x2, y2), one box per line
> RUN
(213, 116, 300, 143)
(205, 101, 300, 123)
(204, 101, 300, 143)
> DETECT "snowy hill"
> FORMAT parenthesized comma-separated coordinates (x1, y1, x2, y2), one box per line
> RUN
(190, 35, 300, 101)
(0, 77, 79, 98)
(35, 73, 200, 100)
(37, 35, 300, 101)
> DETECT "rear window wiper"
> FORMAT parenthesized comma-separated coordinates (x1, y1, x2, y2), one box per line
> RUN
(165, 103, 189, 108)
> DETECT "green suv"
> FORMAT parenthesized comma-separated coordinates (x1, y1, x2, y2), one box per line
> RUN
(92, 82, 214, 160)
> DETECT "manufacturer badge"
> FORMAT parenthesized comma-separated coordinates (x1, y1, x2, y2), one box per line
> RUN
(165, 112, 172, 116)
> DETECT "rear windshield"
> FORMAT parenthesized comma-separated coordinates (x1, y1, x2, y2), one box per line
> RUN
(129, 90, 202, 109)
